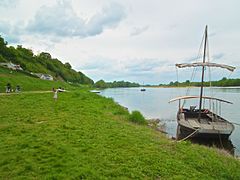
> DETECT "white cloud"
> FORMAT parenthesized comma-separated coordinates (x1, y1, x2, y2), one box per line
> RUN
(86, 2, 126, 36)
(0, 20, 23, 43)
(212, 53, 225, 60)
(26, 1, 126, 38)
(0, 1, 126, 44)
(0, 0, 19, 8)
(130, 26, 149, 36)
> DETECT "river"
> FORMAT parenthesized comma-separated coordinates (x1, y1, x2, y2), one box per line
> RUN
(100, 87, 240, 156)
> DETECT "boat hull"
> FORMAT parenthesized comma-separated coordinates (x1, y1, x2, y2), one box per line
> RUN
(176, 110, 234, 139)
(177, 124, 231, 139)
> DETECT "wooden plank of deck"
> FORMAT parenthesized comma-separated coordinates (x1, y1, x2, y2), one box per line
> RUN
(188, 119, 201, 128)
(212, 122, 230, 131)
(200, 123, 213, 130)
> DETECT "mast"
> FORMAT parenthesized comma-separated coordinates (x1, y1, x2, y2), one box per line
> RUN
(198, 25, 208, 121)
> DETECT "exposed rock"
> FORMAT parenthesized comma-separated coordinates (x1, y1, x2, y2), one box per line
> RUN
(148, 118, 167, 134)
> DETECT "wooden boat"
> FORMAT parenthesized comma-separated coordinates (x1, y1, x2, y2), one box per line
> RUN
(170, 96, 235, 138)
(169, 26, 236, 139)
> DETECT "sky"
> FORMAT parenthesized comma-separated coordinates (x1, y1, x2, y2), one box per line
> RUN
(0, 0, 240, 84)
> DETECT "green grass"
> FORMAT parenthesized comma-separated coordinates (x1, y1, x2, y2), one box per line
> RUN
(0, 69, 240, 179)
(0, 67, 81, 92)
(129, 110, 147, 125)
(0, 89, 240, 179)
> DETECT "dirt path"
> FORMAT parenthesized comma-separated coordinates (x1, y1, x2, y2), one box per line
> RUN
(0, 91, 52, 96)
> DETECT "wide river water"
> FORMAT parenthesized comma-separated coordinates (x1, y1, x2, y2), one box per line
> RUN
(100, 87, 240, 156)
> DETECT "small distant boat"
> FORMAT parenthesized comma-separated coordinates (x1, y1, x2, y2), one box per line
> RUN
(140, 82, 146, 91)
(169, 26, 235, 139)
(90, 90, 101, 93)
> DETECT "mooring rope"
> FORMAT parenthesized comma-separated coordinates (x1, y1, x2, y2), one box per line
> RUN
(218, 130, 224, 149)
(178, 129, 199, 142)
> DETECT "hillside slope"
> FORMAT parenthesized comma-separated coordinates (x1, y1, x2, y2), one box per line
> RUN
(0, 35, 93, 85)
(0, 67, 79, 92)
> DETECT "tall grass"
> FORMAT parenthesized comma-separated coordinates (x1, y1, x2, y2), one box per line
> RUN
(129, 110, 147, 124)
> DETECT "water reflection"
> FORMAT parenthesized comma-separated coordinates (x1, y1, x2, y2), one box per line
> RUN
(176, 125, 235, 155)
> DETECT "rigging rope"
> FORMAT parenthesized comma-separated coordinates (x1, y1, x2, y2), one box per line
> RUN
(207, 35, 213, 113)
(183, 29, 205, 108)
(176, 66, 179, 89)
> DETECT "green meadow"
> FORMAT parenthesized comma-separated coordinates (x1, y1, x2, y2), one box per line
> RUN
(0, 68, 240, 179)
(0, 67, 78, 92)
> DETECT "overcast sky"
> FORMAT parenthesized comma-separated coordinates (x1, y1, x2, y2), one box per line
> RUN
(0, 0, 239, 84)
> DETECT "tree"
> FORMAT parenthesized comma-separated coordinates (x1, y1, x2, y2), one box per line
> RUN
(0, 36, 7, 46)
(39, 52, 52, 59)
(64, 62, 72, 69)
(94, 80, 107, 88)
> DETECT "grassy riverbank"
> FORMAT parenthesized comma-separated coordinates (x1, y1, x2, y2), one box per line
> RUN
(1, 68, 240, 179)
(0, 88, 240, 179)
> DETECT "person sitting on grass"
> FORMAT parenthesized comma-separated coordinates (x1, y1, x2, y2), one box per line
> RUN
(15, 85, 21, 93)
(6, 83, 11, 93)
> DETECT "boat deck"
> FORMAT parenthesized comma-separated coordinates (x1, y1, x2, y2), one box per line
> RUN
(178, 111, 234, 134)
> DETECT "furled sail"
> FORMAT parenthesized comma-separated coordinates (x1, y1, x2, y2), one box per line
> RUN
(169, 95, 233, 104)
(176, 62, 235, 72)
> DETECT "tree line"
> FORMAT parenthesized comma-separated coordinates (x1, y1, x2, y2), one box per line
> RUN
(160, 77, 240, 87)
(94, 80, 140, 88)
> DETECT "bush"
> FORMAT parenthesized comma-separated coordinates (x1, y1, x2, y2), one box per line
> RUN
(129, 111, 147, 125)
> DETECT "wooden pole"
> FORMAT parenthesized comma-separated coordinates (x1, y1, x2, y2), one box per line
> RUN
(198, 25, 208, 121)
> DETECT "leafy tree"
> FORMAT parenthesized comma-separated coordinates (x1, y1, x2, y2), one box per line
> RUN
(64, 62, 72, 69)
(39, 52, 52, 59)
(94, 80, 107, 88)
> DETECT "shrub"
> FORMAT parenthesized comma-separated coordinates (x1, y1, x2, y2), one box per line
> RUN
(129, 110, 147, 125)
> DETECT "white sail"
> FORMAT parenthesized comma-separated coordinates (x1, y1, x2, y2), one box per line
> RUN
(176, 62, 235, 72)
(169, 95, 233, 104)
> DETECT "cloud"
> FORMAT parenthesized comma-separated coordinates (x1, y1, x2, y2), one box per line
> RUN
(125, 58, 168, 73)
(212, 53, 224, 60)
(0, 1, 126, 43)
(168, 24, 178, 30)
(26, 1, 126, 38)
(0, 20, 22, 43)
(184, 56, 199, 63)
(86, 2, 126, 36)
(130, 26, 149, 36)
(0, 21, 10, 34)
(80, 57, 113, 70)
(0, 0, 19, 8)
(77, 56, 172, 83)
(209, 32, 217, 37)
